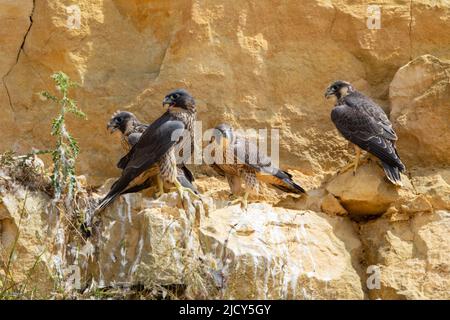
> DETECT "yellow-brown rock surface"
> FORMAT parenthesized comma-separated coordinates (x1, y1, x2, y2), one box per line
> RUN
(360, 210, 450, 299)
(0, 0, 449, 184)
(199, 203, 364, 299)
(390, 54, 450, 167)
(0, 0, 449, 300)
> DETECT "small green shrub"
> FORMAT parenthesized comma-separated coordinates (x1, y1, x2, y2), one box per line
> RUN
(39, 71, 86, 201)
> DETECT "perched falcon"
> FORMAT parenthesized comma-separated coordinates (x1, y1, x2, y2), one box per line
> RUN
(325, 80, 406, 186)
(106, 110, 197, 197)
(210, 124, 305, 208)
(95, 89, 199, 213)
(107, 111, 147, 151)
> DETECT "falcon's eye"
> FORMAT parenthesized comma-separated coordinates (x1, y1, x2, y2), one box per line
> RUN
(116, 117, 122, 123)
(332, 86, 337, 91)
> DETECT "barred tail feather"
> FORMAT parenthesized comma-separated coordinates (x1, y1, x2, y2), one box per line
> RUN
(94, 193, 121, 214)
(179, 174, 199, 194)
(382, 162, 403, 187)
(277, 179, 306, 194)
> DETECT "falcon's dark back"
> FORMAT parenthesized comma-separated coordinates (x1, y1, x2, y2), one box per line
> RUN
(343, 92, 398, 141)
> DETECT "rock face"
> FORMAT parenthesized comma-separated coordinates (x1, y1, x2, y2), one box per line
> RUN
(390, 55, 450, 167)
(0, 184, 56, 297)
(0, 0, 34, 147)
(76, 192, 365, 299)
(0, 0, 450, 184)
(360, 210, 450, 299)
(326, 163, 403, 216)
(0, 0, 449, 300)
(90, 192, 205, 289)
(199, 204, 364, 299)
(0, 169, 449, 299)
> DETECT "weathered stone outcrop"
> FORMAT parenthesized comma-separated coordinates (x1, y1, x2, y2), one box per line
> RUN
(0, 183, 56, 297)
(199, 204, 364, 299)
(1, 168, 449, 299)
(360, 210, 450, 300)
(390, 54, 450, 167)
(71, 191, 365, 299)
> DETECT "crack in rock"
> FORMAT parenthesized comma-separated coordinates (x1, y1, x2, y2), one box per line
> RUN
(2, 0, 36, 113)
(408, 0, 414, 60)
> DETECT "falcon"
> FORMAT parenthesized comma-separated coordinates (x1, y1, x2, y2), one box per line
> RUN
(106, 110, 197, 197)
(210, 123, 306, 208)
(325, 80, 406, 186)
(95, 89, 199, 213)
(107, 111, 147, 152)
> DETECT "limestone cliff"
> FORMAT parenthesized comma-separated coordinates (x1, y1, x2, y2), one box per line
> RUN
(0, 0, 449, 300)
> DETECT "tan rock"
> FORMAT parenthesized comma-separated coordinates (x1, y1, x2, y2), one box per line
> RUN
(326, 162, 410, 216)
(409, 168, 450, 211)
(0, 0, 34, 145)
(89, 191, 206, 288)
(85, 192, 364, 299)
(0, 0, 449, 300)
(1, 1, 450, 184)
(0, 184, 55, 297)
(390, 55, 450, 167)
(360, 210, 450, 300)
(199, 203, 364, 299)
(321, 193, 348, 216)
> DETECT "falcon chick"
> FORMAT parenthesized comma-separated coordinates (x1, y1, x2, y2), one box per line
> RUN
(325, 80, 406, 186)
(107, 111, 147, 151)
(95, 90, 199, 213)
(210, 123, 305, 209)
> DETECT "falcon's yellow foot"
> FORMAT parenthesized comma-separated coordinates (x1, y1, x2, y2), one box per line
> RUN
(337, 146, 368, 176)
(229, 192, 249, 210)
(172, 180, 201, 201)
(337, 162, 357, 175)
(154, 175, 165, 198)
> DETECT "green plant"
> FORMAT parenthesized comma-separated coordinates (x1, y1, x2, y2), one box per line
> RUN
(40, 72, 86, 201)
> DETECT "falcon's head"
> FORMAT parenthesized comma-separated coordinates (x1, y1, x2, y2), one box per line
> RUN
(107, 111, 137, 134)
(325, 80, 354, 100)
(163, 89, 196, 113)
(211, 123, 234, 146)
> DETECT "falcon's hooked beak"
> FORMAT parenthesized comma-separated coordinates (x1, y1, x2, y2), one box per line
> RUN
(162, 96, 175, 109)
(107, 121, 119, 134)
(324, 87, 335, 99)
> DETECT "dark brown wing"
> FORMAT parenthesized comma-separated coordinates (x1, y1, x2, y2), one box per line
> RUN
(344, 92, 397, 141)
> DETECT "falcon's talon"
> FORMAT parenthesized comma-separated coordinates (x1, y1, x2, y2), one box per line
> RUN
(229, 192, 249, 210)
(229, 198, 248, 210)
(154, 190, 164, 198)
(173, 180, 200, 201)
(154, 175, 165, 198)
